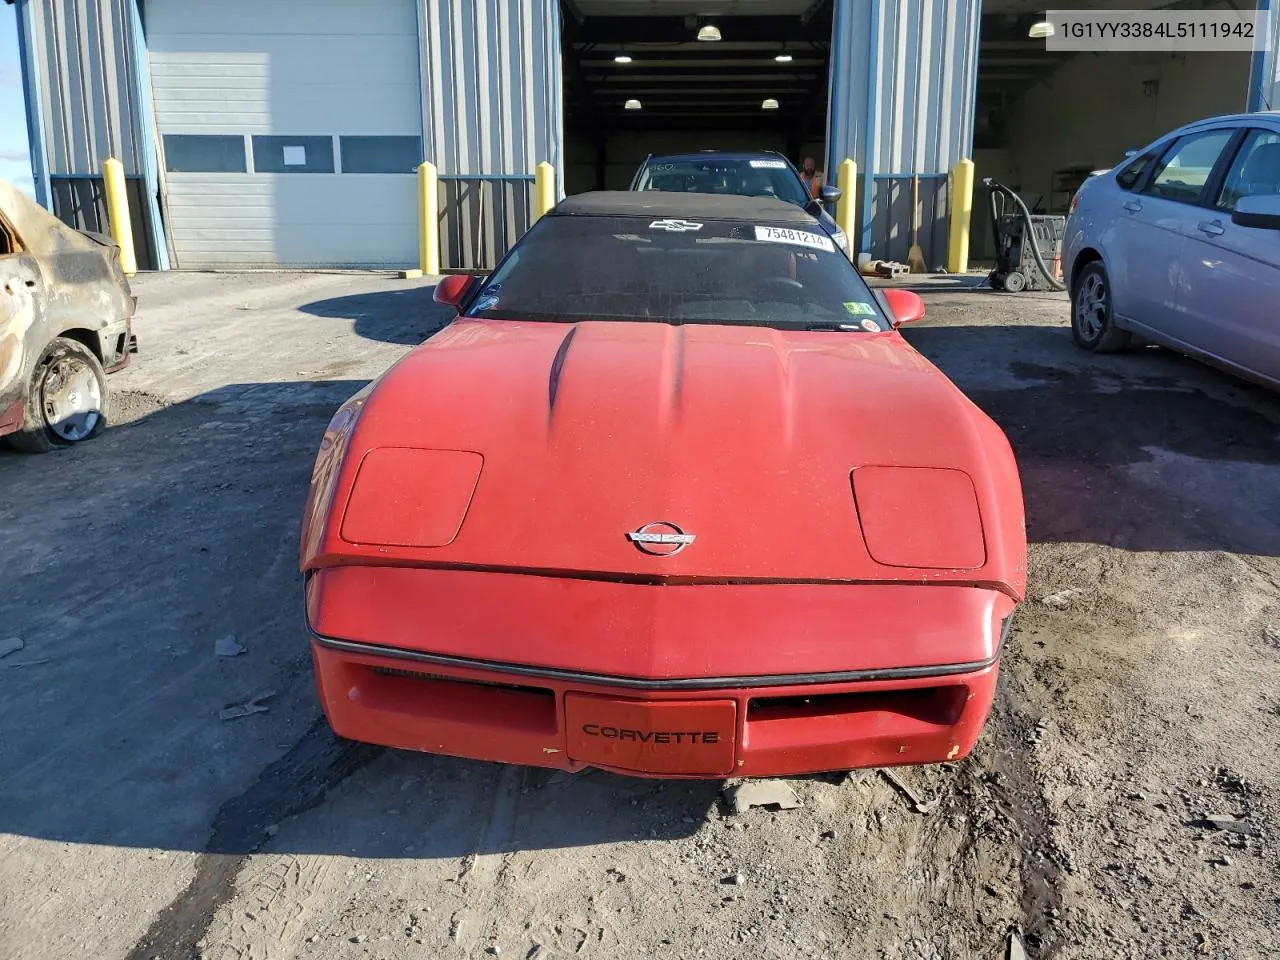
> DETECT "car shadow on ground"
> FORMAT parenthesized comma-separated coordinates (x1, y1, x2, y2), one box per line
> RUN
(2, 321, 1279, 863)
(904, 323, 1280, 558)
(0, 380, 717, 867)
(298, 283, 458, 345)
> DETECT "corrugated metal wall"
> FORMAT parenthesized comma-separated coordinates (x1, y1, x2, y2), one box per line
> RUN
(827, 0, 980, 258)
(15, 0, 164, 267)
(419, 0, 563, 269)
(419, 0, 561, 176)
(869, 0, 979, 175)
(1252, 0, 1280, 111)
(23, 0, 144, 176)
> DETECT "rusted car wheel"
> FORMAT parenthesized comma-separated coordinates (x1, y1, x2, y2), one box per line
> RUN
(8, 337, 109, 453)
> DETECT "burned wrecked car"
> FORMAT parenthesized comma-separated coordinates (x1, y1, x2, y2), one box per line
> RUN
(0, 179, 136, 452)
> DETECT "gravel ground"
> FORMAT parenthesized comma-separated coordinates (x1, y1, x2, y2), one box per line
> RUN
(1, 273, 1277, 960)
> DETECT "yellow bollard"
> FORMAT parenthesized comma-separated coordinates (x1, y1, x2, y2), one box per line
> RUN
(834, 158, 857, 260)
(947, 158, 975, 275)
(418, 161, 439, 275)
(533, 161, 556, 221)
(101, 158, 137, 276)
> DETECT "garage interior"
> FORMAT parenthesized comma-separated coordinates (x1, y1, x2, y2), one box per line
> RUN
(560, 0, 834, 195)
(972, 0, 1255, 262)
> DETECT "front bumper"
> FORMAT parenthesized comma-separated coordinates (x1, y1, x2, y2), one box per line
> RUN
(306, 567, 1007, 778)
(99, 317, 135, 374)
(311, 636, 998, 778)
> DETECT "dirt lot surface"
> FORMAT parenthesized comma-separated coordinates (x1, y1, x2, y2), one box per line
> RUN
(2, 272, 1278, 960)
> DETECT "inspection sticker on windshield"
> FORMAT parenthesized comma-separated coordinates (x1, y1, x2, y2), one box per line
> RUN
(843, 301, 876, 317)
(749, 159, 788, 169)
(754, 225, 835, 253)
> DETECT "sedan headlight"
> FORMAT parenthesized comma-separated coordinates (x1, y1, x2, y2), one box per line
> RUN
(832, 228, 849, 251)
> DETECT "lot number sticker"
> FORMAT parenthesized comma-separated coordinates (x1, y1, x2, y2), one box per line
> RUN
(749, 159, 788, 169)
(754, 225, 835, 253)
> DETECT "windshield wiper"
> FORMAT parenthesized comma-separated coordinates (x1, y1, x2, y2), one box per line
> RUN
(802, 322, 875, 332)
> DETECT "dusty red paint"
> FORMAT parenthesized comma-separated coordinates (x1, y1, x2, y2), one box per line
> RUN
(300, 237, 1026, 776)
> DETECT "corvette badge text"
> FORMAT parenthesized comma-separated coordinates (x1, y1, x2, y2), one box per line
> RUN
(581, 724, 721, 744)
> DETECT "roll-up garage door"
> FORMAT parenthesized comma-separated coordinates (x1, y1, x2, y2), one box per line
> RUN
(147, 0, 422, 267)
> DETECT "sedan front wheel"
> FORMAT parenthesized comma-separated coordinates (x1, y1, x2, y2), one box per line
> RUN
(1071, 261, 1131, 353)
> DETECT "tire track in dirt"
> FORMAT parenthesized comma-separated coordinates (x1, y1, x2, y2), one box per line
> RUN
(449, 764, 523, 950)
(989, 681, 1066, 957)
(123, 720, 380, 960)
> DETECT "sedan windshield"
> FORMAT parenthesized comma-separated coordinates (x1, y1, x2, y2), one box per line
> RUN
(464, 214, 890, 331)
(635, 158, 811, 208)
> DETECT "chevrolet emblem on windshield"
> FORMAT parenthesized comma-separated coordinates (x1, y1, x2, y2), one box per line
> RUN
(627, 521, 696, 557)
(648, 219, 703, 233)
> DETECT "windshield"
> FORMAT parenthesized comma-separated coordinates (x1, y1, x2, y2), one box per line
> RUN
(635, 158, 811, 208)
(463, 214, 890, 331)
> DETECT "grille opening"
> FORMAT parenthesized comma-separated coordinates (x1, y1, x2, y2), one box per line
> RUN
(370, 665, 553, 698)
(748, 686, 967, 727)
(360, 665, 557, 734)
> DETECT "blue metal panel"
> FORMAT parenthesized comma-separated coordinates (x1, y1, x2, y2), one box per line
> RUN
(1248, 0, 1276, 111)
(860, 0, 880, 253)
(437, 175, 535, 181)
(828, 0, 980, 255)
(419, 0, 562, 268)
(962, 0, 981, 157)
(419, 0, 562, 177)
(22, 0, 144, 177)
(126, 0, 169, 269)
(14, 0, 50, 207)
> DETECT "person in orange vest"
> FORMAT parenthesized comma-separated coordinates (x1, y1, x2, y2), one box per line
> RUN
(799, 157, 823, 199)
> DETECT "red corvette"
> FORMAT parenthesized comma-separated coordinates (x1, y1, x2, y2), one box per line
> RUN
(301, 193, 1026, 779)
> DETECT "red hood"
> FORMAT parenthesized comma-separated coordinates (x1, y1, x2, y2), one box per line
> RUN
(302, 319, 1025, 598)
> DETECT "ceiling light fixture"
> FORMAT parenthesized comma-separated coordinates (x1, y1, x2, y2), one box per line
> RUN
(614, 51, 633, 63)
(761, 98, 780, 110)
(1028, 20, 1054, 38)
(697, 24, 722, 42)
(624, 99, 642, 110)
(775, 44, 792, 62)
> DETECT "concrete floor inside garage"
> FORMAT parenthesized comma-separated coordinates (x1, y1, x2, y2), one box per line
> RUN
(2, 271, 1279, 959)
(561, 0, 833, 194)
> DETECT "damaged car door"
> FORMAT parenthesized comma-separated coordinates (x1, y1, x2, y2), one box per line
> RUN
(0, 209, 45, 437)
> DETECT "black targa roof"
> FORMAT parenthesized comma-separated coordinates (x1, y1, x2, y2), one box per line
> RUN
(643, 150, 791, 165)
(550, 191, 816, 225)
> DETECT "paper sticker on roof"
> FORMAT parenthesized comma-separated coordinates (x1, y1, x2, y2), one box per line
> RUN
(754, 225, 835, 253)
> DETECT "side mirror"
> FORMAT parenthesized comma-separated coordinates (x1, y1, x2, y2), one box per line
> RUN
(433, 274, 473, 310)
(1231, 194, 1280, 230)
(881, 288, 926, 327)
(819, 183, 842, 205)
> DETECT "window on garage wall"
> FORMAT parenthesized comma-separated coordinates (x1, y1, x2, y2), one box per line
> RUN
(163, 135, 248, 173)
(251, 136, 335, 174)
(339, 136, 421, 174)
